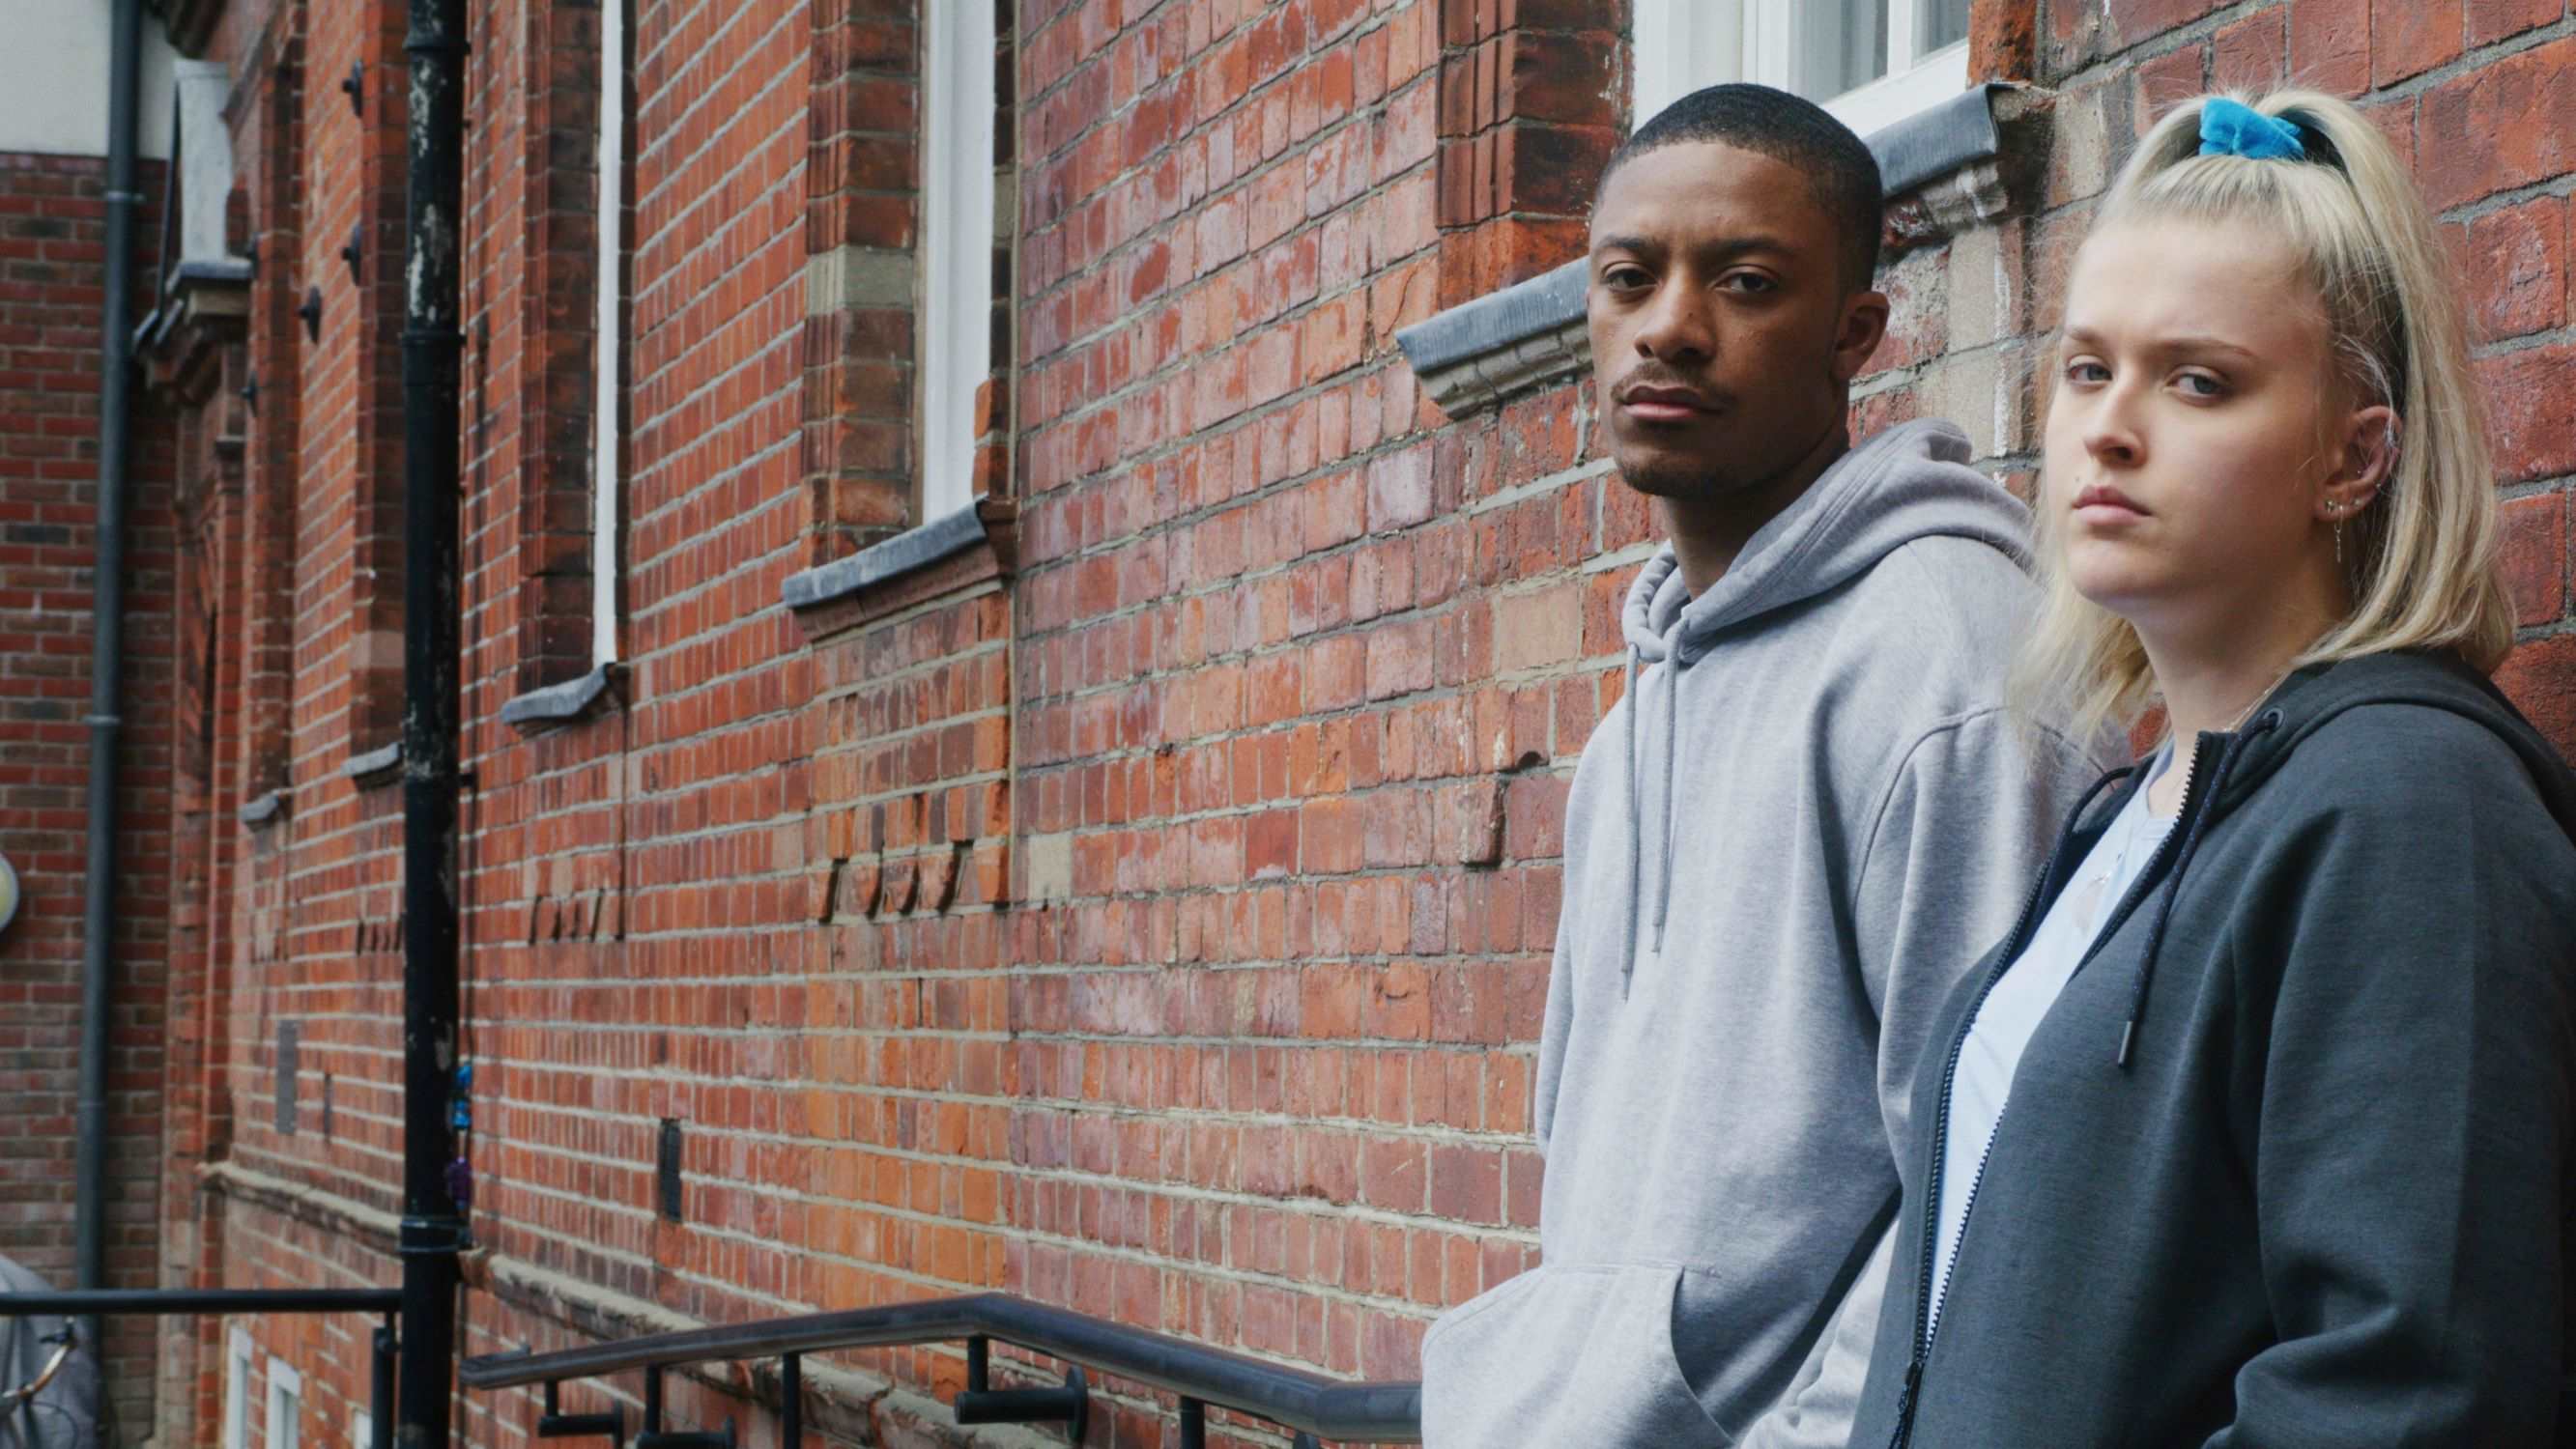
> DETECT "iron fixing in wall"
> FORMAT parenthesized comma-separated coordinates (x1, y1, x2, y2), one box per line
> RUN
(341, 60, 363, 116)
(341, 222, 363, 281)
(298, 285, 321, 341)
(657, 1119, 683, 1221)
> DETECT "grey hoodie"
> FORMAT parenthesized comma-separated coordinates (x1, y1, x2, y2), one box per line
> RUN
(1417, 420, 2112, 1447)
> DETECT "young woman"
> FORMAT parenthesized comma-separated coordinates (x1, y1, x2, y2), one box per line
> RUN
(1846, 90, 2576, 1446)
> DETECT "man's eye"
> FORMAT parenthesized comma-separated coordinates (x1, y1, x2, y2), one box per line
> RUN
(1602, 266, 1651, 290)
(1722, 271, 1777, 294)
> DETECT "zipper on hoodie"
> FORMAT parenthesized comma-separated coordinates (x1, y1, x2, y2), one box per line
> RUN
(1886, 735, 2223, 1449)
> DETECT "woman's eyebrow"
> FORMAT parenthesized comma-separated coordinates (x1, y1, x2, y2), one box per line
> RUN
(2058, 325, 2261, 363)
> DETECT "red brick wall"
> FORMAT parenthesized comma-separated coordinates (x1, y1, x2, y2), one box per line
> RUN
(0, 149, 177, 1430)
(155, 4, 2576, 1449)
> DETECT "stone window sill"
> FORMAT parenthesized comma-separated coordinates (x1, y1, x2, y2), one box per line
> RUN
(782, 497, 1020, 638)
(343, 740, 402, 788)
(501, 663, 620, 734)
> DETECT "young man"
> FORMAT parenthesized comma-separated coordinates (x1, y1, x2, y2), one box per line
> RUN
(1416, 86, 2110, 1447)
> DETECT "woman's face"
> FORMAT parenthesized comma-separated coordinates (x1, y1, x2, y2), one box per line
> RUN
(2043, 218, 2358, 634)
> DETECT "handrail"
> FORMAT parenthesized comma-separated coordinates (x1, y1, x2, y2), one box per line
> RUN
(459, 1292, 1423, 1443)
(0, 1289, 402, 1316)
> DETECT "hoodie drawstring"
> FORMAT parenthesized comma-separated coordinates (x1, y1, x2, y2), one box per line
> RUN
(2117, 711, 2282, 1067)
(1621, 648, 1644, 996)
(1617, 644, 1686, 996)
(1654, 651, 1679, 955)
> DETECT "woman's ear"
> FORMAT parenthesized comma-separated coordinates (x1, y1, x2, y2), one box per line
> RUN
(2320, 403, 2397, 517)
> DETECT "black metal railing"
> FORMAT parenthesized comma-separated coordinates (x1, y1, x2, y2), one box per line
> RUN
(0, 1289, 402, 1449)
(460, 1291, 1423, 1447)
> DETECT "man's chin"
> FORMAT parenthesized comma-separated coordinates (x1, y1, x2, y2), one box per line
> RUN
(1614, 450, 1746, 500)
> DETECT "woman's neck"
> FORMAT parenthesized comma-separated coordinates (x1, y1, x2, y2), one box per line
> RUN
(2136, 568, 2348, 812)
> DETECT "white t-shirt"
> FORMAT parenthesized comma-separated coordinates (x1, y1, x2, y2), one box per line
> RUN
(1927, 752, 2177, 1338)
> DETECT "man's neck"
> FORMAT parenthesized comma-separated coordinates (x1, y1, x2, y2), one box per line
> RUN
(1653, 424, 1850, 596)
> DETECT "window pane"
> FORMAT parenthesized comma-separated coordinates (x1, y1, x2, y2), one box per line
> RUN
(1797, 0, 1885, 99)
(1919, 0, 1970, 55)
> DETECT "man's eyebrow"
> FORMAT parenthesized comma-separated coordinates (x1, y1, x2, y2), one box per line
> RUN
(1589, 234, 1797, 262)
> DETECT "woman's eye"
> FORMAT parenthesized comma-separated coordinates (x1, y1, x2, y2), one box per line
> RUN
(2065, 359, 2110, 384)
(2175, 371, 2227, 398)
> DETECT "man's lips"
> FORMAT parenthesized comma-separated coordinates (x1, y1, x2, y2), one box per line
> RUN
(1617, 384, 1721, 423)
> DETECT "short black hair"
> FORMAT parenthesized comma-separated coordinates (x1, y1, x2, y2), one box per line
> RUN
(1600, 83, 1885, 291)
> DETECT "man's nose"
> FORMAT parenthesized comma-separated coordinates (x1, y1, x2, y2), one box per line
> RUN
(1634, 279, 1713, 363)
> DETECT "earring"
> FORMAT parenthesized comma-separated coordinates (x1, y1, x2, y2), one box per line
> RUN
(2328, 498, 2345, 568)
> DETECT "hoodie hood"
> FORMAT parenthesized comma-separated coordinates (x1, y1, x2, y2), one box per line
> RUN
(2206, 648, 2576, 834)
(1612, 419, 2042, 989)
(1621, 418, 2033, 666)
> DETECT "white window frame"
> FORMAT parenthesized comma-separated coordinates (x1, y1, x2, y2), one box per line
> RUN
(1632, 0, 1972, 140)
(590, 0, 628, 668)
(223, 1327, 255, 1449)
(264, 1355, 301, 1449)
(919, 0, 998, 525)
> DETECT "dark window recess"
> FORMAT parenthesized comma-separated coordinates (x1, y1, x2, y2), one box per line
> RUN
(321, 1072, 333, 1141)
(657, 1118, 683, 1221)
(275, 1021, 300, 1134)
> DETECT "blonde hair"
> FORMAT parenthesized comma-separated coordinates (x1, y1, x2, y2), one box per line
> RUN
(2016, 89, 2514, 739)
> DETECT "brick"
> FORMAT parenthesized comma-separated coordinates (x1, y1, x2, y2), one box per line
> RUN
(2495, 632, 2576, 763)
(2132, 43, 2208, 136)
(2470, 0, 2562, 46)
(2213, 11, 2288, 94)
(2447, 195, 2565, 342)
(2481, 343, 2576, 482)
(2417, 36, 2576, 210)
(2289, 0, 2372, 98)
(2502, 493, 2569, 628)
(2372, 0, 2464, 87)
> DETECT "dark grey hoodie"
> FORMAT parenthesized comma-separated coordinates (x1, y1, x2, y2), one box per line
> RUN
(1852, 648, 2576, 1448)
(1417, 421, 2112, 1447)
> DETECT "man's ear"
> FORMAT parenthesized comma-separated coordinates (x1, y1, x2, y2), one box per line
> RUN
(1832, 289, 1890, 384)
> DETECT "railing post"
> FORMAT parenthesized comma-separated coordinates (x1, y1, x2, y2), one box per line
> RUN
(373, 1318, 396, 1449)
(1179, 1399, 1205, 1449)
(780, 1354, 800, 1449)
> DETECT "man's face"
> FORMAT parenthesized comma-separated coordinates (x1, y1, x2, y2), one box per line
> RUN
(1586, 141, 1885, 500)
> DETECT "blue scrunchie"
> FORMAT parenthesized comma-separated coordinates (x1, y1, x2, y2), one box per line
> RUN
(2200, 98, 2306, 160)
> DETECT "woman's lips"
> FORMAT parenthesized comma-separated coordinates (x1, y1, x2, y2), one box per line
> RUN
(2074, 484, 2149, 524)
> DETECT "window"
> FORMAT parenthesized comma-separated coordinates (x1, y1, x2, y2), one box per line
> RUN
(223, 1328, 253, 1449)
(1632, 0, 1972, 138)
(590, 0, 629, 668)
(919, 0, 998, 523)
(265, 1357, 301, 1449)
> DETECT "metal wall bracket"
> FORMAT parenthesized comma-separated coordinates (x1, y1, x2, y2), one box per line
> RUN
(538, 1379, 626, 1449)
(637, 1367, 733, 1449)
(340, 223, 364, 281)
(341, 60, 363, 116)
(955, 1338, 1090, 1440)
(297, 286, 321, 341)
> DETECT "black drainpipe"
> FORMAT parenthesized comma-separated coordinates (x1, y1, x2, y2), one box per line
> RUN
(74, 0, 145, 1369)
(398, 0, 467, 1441)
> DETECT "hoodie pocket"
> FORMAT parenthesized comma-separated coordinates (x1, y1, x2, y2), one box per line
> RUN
(1419, 1264, 1727, 1448)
